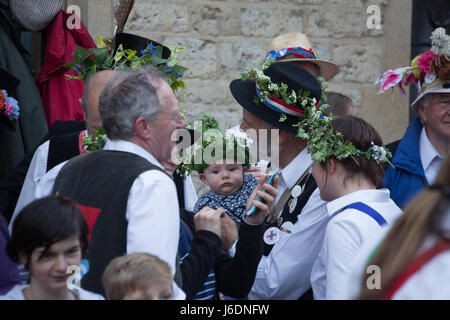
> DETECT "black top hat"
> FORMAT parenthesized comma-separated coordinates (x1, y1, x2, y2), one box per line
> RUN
(113, 32, 171, 59)
(230, 62, 322, 134)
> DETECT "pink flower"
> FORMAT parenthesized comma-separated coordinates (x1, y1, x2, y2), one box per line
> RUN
(375, 68, 405, 94)
(4, 100, 13, 116)
(417, 50, 437, 74)
(402, 71, 419, 87)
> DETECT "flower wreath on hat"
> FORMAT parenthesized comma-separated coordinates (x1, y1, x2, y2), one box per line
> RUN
(375, 27, 450, 98)
(176, 115, 253, 178)
(64, 36, 188, 93)
(241, 56, 393, 167)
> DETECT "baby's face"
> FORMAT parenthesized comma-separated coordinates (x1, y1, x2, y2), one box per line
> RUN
(200, 161, 245, 195)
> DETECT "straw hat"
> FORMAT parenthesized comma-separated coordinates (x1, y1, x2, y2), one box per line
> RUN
(9, 0, 64, 32)
(267, 32, 339, 80)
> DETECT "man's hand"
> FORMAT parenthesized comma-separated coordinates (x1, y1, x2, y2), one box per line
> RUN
(245, 175, 278, 225)
(220, 213, 239, 250)
(194, 206, 224, 239)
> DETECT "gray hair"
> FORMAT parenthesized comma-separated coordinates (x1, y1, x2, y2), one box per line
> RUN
(99, 66, 165, 140)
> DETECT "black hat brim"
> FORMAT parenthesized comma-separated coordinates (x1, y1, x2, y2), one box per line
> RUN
(230, 79, 300, 134)
(114, 32, 171, 59)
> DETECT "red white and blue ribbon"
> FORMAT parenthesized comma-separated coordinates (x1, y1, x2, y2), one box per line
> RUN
(255, 84, 304, 116)
(266, 46, 318, 63)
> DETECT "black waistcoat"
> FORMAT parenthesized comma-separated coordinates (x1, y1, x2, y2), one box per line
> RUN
(53, 150, 162, 295)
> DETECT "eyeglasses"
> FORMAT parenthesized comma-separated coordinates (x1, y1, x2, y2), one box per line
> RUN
(429, 96, 450, 109)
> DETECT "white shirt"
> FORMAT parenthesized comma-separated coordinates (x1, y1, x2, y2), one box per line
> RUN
(28, 139, 185, 300)
(0, 284, 105, 300)
(248, 148, 329, 300)
(341, 207, 450, 300)
(310, 189, 402, 300)
(420, 127, 444, 184)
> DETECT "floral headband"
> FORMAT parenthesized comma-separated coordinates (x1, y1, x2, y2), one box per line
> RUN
(176, 115, 253, 178)
(242, 58, 393, 167)
(375, 27, 450, 98)
(65, 37, 188, 93)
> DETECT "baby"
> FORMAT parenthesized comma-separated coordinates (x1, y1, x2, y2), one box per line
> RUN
(178, 116, 257, 224)
(102, 253, 173, 300)
(194, 159, 257, 224)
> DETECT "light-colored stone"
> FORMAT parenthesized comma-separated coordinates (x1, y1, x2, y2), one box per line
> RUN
(219, 41, 267, 79)
(192, 5, 239, 36)
(332, 43, 383, 83)
(164, 38, 217, 79)
(125, 2, 190, 33)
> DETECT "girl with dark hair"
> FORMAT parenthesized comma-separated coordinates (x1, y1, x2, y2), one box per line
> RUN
(354, 156, 450, 300)
(0, 196, 103, 300)
(309, 116, 402, 299)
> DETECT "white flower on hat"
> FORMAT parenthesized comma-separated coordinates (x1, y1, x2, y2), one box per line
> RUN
(225, 126, 253, 147)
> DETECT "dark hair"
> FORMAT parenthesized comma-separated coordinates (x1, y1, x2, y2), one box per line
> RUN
(324, 91, 354, 117)
(322, 116, 385, 187)
(6, 196, 88, 268)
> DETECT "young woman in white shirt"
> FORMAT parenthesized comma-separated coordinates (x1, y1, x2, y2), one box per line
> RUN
(355, 156, 450, 300)
(309, 115, 402, 300)
(1, 196, 103, 300)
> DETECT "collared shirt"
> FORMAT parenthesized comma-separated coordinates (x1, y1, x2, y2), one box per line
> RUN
(341, 207, 450, 300)
(248, 148, 329, 300)
(420, 127, 444, 184)
(30, 139, 185, 300)
(310, 189, 402, 300)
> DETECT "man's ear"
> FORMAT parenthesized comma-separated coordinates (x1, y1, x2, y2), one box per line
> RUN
(417, 103, 427, 124)
(134, 117, 151, 139)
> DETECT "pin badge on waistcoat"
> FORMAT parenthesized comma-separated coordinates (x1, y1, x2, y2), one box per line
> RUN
(264, 226, 280, 245)
(288, 184, 304, 213)
(279, 221, 294, 239)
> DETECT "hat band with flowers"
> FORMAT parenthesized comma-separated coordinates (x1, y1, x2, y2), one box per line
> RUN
(233, 58, 393, 167)
(375, 27, 450, 104)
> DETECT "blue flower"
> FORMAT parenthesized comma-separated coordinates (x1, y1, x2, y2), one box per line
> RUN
(176, 73, 181, 78)
(140, 50, 145, 55)
(167, 67, 172, 73)
(147, 44, 154, 50)
(151, 49, 156, 55)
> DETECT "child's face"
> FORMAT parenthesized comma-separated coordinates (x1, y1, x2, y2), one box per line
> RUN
(200, 161, 245, 195)
(20, 235, 82, 292)
(123, 280, 173, 300)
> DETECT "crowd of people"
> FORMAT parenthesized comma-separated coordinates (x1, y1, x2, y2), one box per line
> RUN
(0, 25, 449, 301)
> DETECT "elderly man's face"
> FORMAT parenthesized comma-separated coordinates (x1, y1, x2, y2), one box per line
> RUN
(150, 81, 185, 163)
(418, 93, 450, 143)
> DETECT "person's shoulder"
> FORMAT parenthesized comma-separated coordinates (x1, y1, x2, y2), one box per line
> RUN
(0, 285, 27, 300)
(72, 287, 105, 300)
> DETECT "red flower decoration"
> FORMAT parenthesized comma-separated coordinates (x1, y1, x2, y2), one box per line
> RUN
(417, 51, 437, 74)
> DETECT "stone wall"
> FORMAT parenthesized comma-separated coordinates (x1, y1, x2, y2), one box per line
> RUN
(67, 0, 412, 194)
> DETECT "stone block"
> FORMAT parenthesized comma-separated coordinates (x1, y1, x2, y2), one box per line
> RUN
(332, 43, 382, 84)
(164, 38, 217, 79)
(192, 5, 239, 36)
(125, 1, 189, 33)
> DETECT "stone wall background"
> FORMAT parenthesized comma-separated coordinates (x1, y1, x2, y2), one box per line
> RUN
(67, 0, 413, 194)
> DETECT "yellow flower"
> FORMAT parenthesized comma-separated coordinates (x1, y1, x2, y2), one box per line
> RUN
(410, 55, 422, 78)
(96, 36, 108, 49)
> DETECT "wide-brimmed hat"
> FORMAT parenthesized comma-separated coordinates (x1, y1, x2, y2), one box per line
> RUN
(114, 32, 171, 59)
(267, 33, 339, 81)
(9, 0, 64, 32)
(411, 79, 450, 108)
(230, 62, 322, 134)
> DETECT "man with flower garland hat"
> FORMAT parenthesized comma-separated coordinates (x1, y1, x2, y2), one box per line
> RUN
(230, 58, 331, 299)
(376, 27, 450, 209)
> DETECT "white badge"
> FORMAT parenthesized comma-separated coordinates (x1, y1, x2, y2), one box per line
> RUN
(289, 197, 298, 213)
(264, 227, 280, 245)
(291, 185, 303, 198)
(280, 221, 294, 238)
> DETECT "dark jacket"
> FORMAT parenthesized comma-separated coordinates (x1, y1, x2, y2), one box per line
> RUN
(382, 117, 428, 209)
